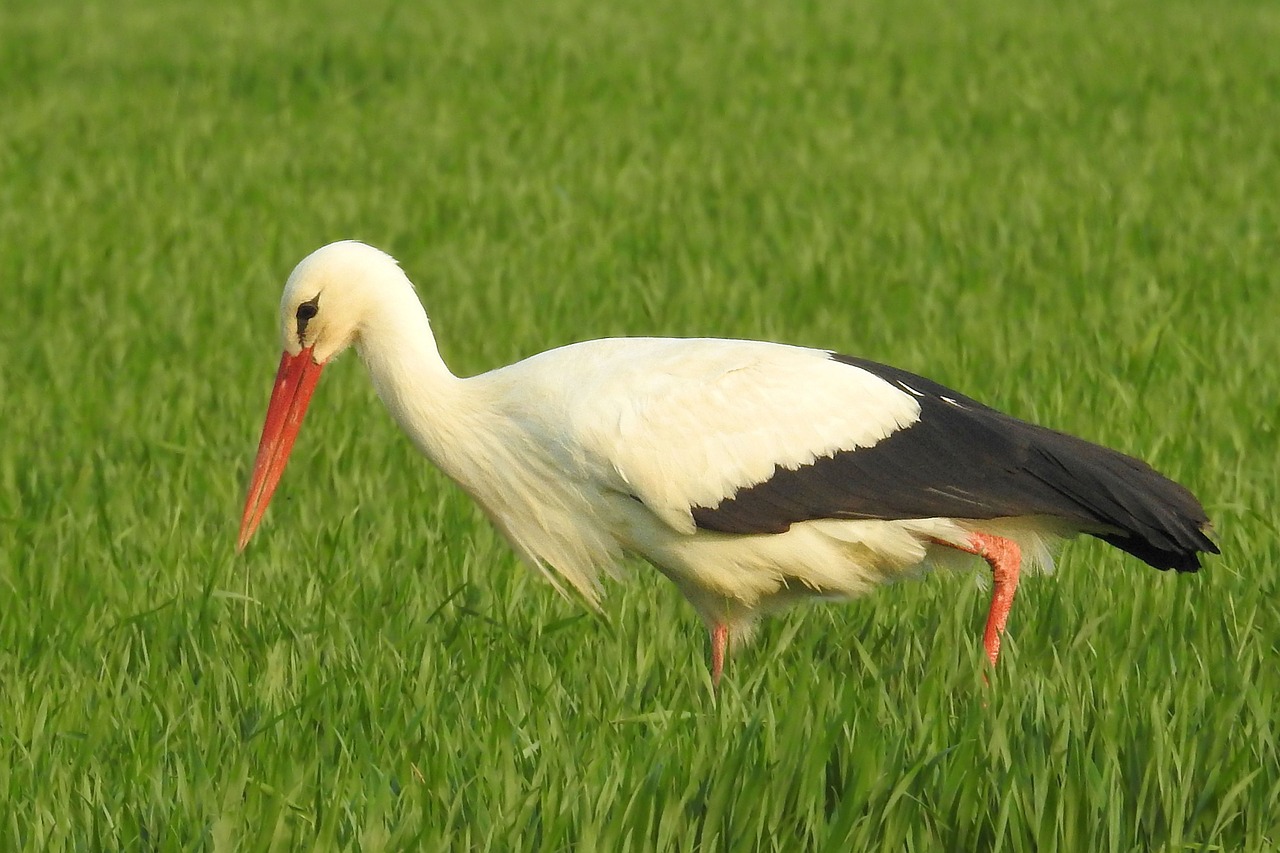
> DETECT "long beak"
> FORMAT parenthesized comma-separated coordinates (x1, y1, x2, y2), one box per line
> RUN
(237, 348, 324, 551)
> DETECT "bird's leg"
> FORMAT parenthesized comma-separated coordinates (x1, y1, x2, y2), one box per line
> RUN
(710, 623, 729, 688)
(943, 533, 1023, 666)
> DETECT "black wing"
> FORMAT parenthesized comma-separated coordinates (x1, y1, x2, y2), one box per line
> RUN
(690, 354, 1218, 572)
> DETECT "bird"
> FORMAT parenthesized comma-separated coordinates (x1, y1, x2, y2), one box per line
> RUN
(238, 240, 1218, 685)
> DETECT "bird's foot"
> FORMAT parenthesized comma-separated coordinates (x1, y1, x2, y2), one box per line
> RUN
(972, 533, 1022, 667)
(938, 533, 1023, 668)
(710, 623, 729, 689)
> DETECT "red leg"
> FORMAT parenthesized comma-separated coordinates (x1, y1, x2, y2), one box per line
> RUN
(943, 533, 1022, 667)
(710, 623, 729, 688)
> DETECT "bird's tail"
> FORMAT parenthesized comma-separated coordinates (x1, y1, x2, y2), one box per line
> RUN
(1028, 434, 1219, 572)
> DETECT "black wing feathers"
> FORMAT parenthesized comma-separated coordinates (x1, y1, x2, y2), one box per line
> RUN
(690, 354, 1218, 572)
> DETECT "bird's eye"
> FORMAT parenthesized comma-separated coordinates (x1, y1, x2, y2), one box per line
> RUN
(295, 297, 320, 343)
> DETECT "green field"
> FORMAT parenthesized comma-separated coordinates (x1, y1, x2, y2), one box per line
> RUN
(3, 0, 1278, 848)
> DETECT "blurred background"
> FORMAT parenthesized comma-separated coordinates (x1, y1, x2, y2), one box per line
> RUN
(1, 0, 1277, 848)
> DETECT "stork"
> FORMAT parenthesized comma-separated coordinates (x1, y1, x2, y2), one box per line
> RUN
(238, 241, 1217, 685)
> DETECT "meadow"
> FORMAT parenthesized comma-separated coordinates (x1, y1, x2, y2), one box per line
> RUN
(2, 0, 1278, 848)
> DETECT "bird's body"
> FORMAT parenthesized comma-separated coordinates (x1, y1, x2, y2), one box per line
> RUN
(372, 333, 1064, 639)
(239, 241, 1217, 682)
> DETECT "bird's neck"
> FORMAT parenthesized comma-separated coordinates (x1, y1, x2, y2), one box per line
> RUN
(354, 294, 490, 481)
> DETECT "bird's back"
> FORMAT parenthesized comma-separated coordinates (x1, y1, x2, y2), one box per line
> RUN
(485, 337, 1217, 574)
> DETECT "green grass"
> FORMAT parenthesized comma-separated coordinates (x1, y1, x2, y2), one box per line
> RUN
(2, 0, 1278, 848)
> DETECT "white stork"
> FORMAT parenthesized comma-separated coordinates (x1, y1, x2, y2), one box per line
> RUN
(238, 241, 1218, 685)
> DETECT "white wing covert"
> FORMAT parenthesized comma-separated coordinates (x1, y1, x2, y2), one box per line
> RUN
(563, 339, 922, 535)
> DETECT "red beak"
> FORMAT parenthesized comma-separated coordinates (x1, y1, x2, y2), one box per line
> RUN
(237, 348, 325, 551)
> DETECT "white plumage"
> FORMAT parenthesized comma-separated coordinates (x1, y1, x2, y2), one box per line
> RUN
(238, 241, 1216, 684)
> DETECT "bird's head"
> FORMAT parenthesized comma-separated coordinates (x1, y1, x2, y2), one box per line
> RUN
(238, 240, 407, 551)
(279, 240, 405, 363)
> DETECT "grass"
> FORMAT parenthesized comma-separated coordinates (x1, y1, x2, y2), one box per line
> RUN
(2, 0, 1278, 848)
